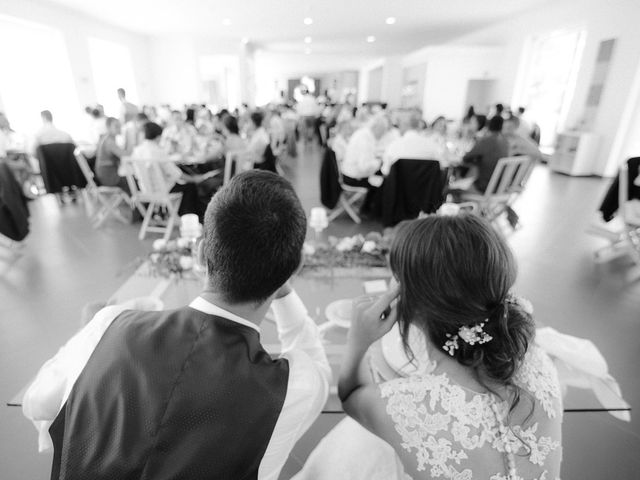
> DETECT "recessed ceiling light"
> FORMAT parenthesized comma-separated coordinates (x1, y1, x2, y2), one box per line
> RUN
(222, 18, 231, 26)
(241, 37, 249, 45)
(385, 17, 396, 25)
(304, 36, 312, 44)
(366, 35, 376, 43)
(303, 17, 313, 25)
(305, 47, 312, 55)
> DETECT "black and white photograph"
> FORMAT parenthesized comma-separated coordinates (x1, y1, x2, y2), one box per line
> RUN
(1, 0, 639, 478)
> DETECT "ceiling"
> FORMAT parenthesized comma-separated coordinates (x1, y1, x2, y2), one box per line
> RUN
(46, 0, 553, 55)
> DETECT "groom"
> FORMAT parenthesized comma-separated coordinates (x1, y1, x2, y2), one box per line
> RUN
(22, 171, 331, 479)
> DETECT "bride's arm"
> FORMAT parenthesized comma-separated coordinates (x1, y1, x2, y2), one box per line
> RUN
(338, 286, 398, 410)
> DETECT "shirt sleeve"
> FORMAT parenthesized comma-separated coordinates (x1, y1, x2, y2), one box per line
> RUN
(22, 305, 127, 451)
(258, 290, 331, 479)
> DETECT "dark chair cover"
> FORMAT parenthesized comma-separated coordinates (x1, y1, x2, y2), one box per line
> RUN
(382, 159, 445, 227)
(0, 161, 29, 241)
(36, 143, 87, 194)
(254, 145, 278, 174)
(599, 157, 640, 222)
(319, 147, 342, 210)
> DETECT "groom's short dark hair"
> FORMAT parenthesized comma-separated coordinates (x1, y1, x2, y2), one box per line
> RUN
(203, 170, 307, 304)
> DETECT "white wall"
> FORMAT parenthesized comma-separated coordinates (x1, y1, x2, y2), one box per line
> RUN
(0, 0, 154, 108)
(447, 0, 640, 176)
(401, 45, 504, 122)
(255, 51, 372, 105)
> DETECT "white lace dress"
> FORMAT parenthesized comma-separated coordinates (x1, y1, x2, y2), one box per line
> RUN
(293, 346, 563, 480)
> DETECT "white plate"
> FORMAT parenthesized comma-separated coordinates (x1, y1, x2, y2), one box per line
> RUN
(381, 322, 432, 376)
(324, 299, 354, 328)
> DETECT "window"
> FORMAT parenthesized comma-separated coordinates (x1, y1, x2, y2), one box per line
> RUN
(88, 37, 138, 118)
(0, 15, 82, 139)
(515, 29, 585, 148)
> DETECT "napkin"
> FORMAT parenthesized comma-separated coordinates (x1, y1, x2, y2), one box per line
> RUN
(535, 327, 631, 422)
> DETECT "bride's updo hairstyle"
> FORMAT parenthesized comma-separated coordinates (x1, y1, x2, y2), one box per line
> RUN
(389, 215, 535, 402)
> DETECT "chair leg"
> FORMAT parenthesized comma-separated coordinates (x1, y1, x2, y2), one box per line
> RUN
(139, 202, 156, 240)
(341, 196, 362, 224)
(162, 200, 181, 242)
(93, 195, 121, 228)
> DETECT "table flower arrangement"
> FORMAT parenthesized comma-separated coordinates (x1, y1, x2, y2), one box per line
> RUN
(302, 232, 391, 273)
(145, 238, 198, 277)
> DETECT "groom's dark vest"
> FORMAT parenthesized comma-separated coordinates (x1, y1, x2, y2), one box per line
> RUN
(48, 307, 290, 480)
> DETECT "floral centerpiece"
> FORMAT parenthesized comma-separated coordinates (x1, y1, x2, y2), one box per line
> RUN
(302, 231, 392, 275)
(146, 238, 198, 278)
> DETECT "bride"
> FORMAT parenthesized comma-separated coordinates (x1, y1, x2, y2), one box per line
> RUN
(295, 214, 562, 480)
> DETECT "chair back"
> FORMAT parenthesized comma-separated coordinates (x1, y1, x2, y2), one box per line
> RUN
(125, 157, 173, 201)
(224, 150, 248, 185)
(74, 150, 98, 191)
(483, 155, 533, 199)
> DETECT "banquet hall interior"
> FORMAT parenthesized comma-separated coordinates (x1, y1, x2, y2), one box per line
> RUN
(1, 0, 640, 478)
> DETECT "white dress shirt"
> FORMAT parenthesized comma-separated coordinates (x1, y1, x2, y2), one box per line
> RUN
(341, 127, 380, 179)
(33, 123, 73, 151)
(296, 95, 320, 117)
(131, 140, 183, 187)
(22, 290, 331, 480)
(248, 126, 270, 164)
(381, 130, 446, 175)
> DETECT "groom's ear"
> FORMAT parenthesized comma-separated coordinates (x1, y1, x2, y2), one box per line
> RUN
(196, 239, 206, 270)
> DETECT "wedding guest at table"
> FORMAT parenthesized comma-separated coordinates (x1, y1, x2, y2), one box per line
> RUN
(132, 122, 214, 220)
(458, 115, 509, 193)
(0, 112, 35, 197)
(117, 87, 139, 124)
(268, 108, 286, 157)
(329, 120, 354, 165)
(95, 117, 130, 193)
(297, 214, 562, 480)
(246, 110, 271, 167)
(341, 114, 389, 187)
(381, 112, 446, 175)
(162, 110, 197, 155)
(221, 114, 247, 154)
(504, 115, 543, 162)
(22, 170, 330, 480)
(123, 112, 148, 155)
(32, 110, 73, 151)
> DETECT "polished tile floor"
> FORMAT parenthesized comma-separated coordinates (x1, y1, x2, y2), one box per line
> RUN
(1, 147, 638, 479)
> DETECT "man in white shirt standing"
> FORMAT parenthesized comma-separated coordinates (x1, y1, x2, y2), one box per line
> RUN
(117, 87, 139, 125)
(381, 111, 445, 175)
(23, 170, 330, 480)
(32, 110, 73, 152)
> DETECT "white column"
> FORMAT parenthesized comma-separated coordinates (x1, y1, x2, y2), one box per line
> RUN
(238, 42, 256, 107)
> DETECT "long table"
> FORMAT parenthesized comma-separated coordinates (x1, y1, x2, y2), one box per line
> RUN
(8, 264, 630, 416)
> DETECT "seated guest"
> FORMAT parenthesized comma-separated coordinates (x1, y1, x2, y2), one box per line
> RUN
(23, 170, 331, 480)
(329, 120, 354, 165)
(132, 122, 216, 220)
(221, 114, 247, 153)
(162, 110, 197, 154)
(381, 112, 446, 175)
(296, 215, 562, 479)
(268, 108, 286, 157)
(459, 115, 509, 193)
(95, 117, 130, 193)
(123, 112, 148, 155)
(117, 87, 139, 124)
(32, 110, 73, 151)
(246, 110, 270, 166)
(504, 115, 543, 162)
(0, 112, 34, 196)
(341, 114, 389, 187)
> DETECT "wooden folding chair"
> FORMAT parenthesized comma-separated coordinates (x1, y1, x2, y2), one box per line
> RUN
(74, 150, 130, 227)
(124, 157, 183, 241)
(591, 163, 640, 281)
(223, 150, 251, 185)
(458, 155, 533, 223)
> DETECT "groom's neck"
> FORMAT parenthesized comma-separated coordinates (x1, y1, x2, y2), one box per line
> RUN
(199, 290, 270, 327)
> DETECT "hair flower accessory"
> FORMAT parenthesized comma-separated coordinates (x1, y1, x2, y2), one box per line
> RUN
(442, 321, 493, 356)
